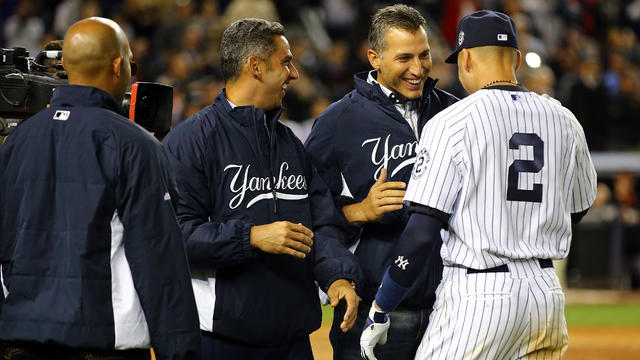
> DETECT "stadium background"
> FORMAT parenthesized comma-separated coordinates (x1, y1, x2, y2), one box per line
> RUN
(2, 0, 639, 358)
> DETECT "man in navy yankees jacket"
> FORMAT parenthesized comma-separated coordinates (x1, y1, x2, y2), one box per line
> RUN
(0, 18, 200, 359)
(162, 18, 362, 360)
(305, 5, 458, 359)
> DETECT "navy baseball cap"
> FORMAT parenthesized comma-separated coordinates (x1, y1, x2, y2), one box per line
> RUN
(444, 10, 519, 64)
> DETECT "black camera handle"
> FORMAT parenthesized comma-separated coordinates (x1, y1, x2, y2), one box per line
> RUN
(0, 70, 28, 106)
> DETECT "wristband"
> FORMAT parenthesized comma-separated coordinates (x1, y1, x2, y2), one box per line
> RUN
(369, 302, 389, 323)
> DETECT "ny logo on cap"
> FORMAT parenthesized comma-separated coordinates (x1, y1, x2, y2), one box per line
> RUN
(458, 31, 465, 46)
(497, 34, 508, 41)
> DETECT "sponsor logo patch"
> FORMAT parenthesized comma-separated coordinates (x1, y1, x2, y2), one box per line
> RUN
(53, 110, 70, 121)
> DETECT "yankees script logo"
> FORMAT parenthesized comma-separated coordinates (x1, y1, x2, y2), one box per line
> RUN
(224, 162, 308, 209)
(361, 134, 418, 180)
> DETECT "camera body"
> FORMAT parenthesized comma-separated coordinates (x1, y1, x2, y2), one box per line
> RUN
(0, 47, 66, 135)
(1, 47, 29, 73)
(0, 47, 172, 139)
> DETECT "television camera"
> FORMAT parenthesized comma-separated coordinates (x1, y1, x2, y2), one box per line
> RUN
(0, 47, 172, 141)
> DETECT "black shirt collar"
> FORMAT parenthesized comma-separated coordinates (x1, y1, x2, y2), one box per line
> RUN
(483, 84, 528, 92)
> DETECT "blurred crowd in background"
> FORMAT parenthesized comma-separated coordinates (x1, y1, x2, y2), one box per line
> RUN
(2, 0, 640, 289)
(3, 0, 640, 149)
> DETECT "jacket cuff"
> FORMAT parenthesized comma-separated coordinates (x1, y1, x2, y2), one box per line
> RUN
(240, 222, 256, 259)
(334, 196, 363, 243)
(336, 195, 357, 207)
(322, 269, 362, 294)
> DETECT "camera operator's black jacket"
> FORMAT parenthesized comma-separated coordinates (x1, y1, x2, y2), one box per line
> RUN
(0, 85, 201, 359)
(162, 89, 363, 345)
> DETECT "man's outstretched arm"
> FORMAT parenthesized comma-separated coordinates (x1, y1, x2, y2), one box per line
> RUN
(360, 211, 444, 360)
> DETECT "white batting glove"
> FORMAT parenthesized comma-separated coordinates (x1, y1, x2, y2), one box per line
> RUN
(541, 93, 562, 106)
(359, 302, 390, 360)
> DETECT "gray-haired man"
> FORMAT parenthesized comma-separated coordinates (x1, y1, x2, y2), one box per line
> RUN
(163, 18, 363, 360)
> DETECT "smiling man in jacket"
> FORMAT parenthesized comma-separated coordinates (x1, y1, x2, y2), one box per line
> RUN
(305, 5, 458, 360)
(162, 18, 362, 360)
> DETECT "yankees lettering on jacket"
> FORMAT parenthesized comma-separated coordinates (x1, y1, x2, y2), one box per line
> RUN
(361, 134, 418, 180)
(161, 89, 364, 344)
(224, 161, 308, 209)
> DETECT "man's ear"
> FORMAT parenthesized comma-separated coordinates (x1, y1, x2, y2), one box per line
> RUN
(514, 49, 523, 72)
(248, 56, 262, 79)
(367, 49, 381, 70)
(113, 55, 123, 77)
(459, 49, 471, 73)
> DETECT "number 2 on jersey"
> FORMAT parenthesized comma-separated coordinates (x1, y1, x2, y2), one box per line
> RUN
(507, 133, 544, 202)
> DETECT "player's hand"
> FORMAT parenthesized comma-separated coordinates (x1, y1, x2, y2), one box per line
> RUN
(327, 279, 359, 332)
(541, 93, 562, 106)
(343, 168, 406, 224)
(249, 221, 313, 259)
(360, 302, 390, 360)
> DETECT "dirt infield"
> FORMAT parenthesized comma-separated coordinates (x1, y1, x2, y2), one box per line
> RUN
(310, 325, 640, 360)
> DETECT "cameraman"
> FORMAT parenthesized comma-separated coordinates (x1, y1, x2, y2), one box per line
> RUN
(0, 17, 200, 360)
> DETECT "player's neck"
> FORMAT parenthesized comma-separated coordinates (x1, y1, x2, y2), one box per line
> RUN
(480, 79, 519, 89)
(473, 69, 518, 93)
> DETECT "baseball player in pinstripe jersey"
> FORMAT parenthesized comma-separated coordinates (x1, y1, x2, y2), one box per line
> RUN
(360, 10, 597, 360)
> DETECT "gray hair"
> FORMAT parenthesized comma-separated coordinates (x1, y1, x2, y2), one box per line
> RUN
(368, 4, 427, 53)
(220, 18, 285, 82)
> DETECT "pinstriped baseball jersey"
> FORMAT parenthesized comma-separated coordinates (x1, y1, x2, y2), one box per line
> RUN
(405, 87, 597, 269)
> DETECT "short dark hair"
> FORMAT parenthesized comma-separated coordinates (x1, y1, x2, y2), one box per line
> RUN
(220, 18, 285, 82)
(368, 4, 427, 53)
(44, 39, 64, 51)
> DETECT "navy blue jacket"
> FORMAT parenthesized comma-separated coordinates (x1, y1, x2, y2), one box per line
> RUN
(0, 86, 201, 359)
(305, 71, 458, 309)
(162, 90, 362, 345)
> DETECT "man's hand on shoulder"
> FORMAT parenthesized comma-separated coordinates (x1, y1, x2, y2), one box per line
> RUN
(327, 279, 359, 332)
(249, 221, 313, 259)
(360, 301, 390, 360)
(342, 168, 406, 224)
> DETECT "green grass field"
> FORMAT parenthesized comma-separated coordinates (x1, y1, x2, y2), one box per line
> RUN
(321, 304, 640, 327)
(565, 304, 640, 327)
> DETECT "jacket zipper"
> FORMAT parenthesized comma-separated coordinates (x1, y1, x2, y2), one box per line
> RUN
(268, 111, 280, 217)
(250, 108, 283, 219)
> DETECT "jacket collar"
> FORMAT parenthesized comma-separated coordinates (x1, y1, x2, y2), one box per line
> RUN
(214, 89, 282, 128)
(50, 85, 125, 116)
(353, 70, 439, 106)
